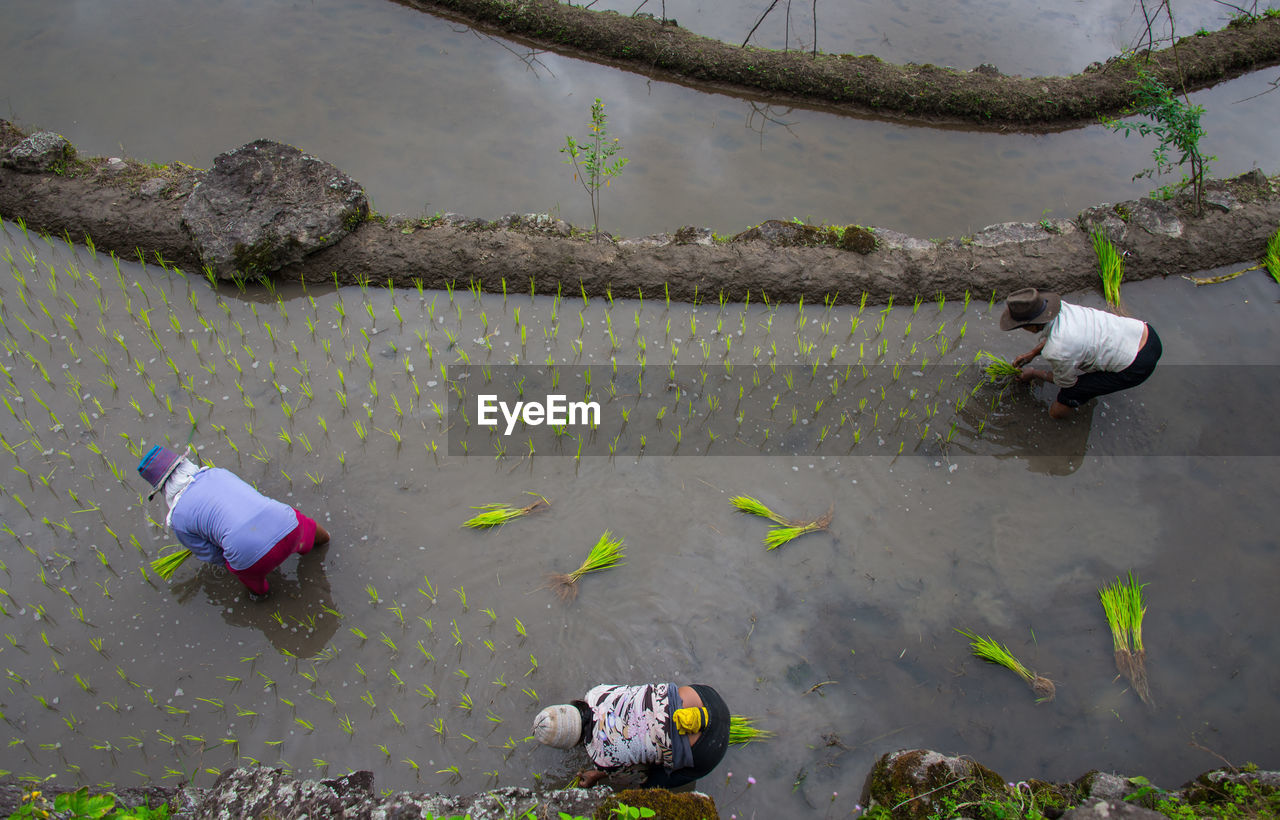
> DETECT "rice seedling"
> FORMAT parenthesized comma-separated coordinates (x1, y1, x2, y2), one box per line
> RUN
(546, 531, 627, 602)
(733, 495, 834, 550)
(978, 350, 1022, 386)
(151, 548, 193, 580)
(1091, 229, 1124, 308)
(728, 715, 775, 744)
(1099, 571, 1153, 706)
(956, 628, 1055, 703)
(461, 492, 551, 529)
(731, 495, 788, 525)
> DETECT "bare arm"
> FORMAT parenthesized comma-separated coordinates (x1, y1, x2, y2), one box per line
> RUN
(1013, 339, 1045, 368)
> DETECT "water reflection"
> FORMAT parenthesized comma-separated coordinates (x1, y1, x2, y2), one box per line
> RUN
(980, 386, 1094, 475)
(169, 548, 341, 658)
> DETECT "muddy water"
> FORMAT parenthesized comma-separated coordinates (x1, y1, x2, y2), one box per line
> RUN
(3, 0, 1280, 242)
(2, 222, 1278, 815)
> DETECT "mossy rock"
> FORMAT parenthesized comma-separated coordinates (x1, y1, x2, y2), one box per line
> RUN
(838, 224, 878, 254)
(862, 749, 1008, 820)
(595, 788, 719, 820)
(1181, 769, 1280, 809)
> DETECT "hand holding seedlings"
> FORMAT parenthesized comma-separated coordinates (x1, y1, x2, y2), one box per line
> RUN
(137, 446, 330, 598)
(532, 682, 729, 789)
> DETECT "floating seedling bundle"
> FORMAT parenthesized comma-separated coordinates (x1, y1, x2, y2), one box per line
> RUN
(461, 493, 550, 529)
(1099, 571, 1152, 706)
(548, 530, 625, 601)
(728, 714, 774, 745)
(956, 628, 1056, 703)
(731, 495, 833, 550)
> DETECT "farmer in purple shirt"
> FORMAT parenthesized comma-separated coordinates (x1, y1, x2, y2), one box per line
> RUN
(138, 446, 330, 599)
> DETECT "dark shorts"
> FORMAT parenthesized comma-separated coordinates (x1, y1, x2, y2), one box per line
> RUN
(228, 510, 318, 595)
(1056, 325, 1162, 408)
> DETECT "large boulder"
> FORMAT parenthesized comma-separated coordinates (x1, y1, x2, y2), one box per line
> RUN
(1, 131, 75, 174)
(181, 139, 367, 280)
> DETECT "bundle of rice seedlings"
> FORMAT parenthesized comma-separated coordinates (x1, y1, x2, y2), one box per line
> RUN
(1265, 227, 1280, 285)
(1099, 571, 1152, 706)
(978, 351, 1021, 385)
(732, 495, 833, 550)
(1091, 229, 1124, 308)
(547, 531, 625, 602)
(151, 548, 193, 581)
(461, 493, 550, 529)
(1098, 576, 1132, 681)
(730, 495, 788, 524)
(728, 715, 775, 745)
(956, 628, 1055, 703)
(763, 507, 833, 550)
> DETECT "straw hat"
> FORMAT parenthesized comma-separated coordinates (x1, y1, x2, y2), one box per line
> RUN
(532, 704, 583, 749)
(1000, 288, 1062, 330)
(137, 445, 184, 500)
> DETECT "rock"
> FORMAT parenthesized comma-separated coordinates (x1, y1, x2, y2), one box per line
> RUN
(192, 766, 373, 819)
(1074, 771, 1137, 802)
(492, 212, 573, 236)
(1181, 767, 1280, 803)
(1077, 204, 1129, 242)
(733, 219, 823, 246)
(1203, 189, 1239, 212)
(1125, 199, 1183, 237)
(673, 225, 715, 245)
(861, 749, 1007, 820)
(970, 221, 1060, 248)
(617, 234, 673, 248)
(103, 157, 129, 174)
(180, 139, 367, 279)
(139, 178, 169, 197)
(838, 224, 878, 254)
(606, 788, 720, 818)
(873, 228, 935, 254)
(2, 131, 75, 174)
(1062, 798, 1166, 820)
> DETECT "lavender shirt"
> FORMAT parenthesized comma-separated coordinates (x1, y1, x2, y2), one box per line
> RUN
(169, 468, 297, 570)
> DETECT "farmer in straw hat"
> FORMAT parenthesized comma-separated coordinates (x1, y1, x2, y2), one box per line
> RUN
(137, 445, 330, 599)
(532, 682, 729, 789)
(1001, 288, 1162, 419)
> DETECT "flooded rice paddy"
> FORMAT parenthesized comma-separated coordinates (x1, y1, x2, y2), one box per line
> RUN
(1, 219, 1279, 816)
